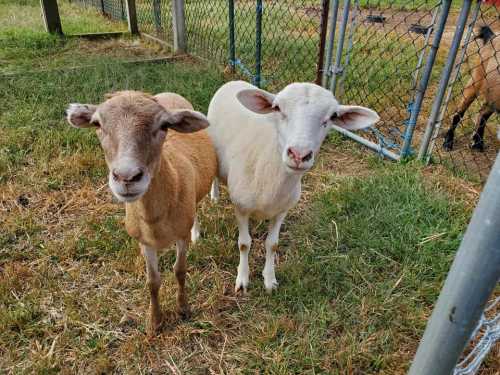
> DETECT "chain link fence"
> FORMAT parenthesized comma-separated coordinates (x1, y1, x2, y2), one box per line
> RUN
(67, 0, 499, 183)
(183, 0, 326, 90)
(70, 0, 128, 21)
(136, 0, 173, 44)
(324, 0, 444, 159)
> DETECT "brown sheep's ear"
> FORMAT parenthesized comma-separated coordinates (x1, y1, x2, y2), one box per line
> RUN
(156, 110, 209, 133)
(66, 103, 98, 128)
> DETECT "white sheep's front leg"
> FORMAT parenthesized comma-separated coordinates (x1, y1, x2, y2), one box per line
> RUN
(263, 212, 287, 293)
(235, 208, 251, 294)
(210, 177, 220, 203)
(190, 215, 200, 244)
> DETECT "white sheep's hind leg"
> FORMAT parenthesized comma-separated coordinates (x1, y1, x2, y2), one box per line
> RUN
(210, 178, 220, 203)
(263, 212, 287, 293)
(190, 215, 200, 244)
(235, 208, 251, 294)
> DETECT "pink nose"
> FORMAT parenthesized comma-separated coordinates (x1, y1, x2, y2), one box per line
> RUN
(287, 147, 313, 167)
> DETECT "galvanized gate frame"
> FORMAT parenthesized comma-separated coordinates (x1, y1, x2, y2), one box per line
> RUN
(418, 0, 479, 162)
(322, 0, 455, 161)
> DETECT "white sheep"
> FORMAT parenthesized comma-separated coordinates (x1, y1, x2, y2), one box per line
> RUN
(66, 91, 217, 334)
(207, 81, 379, 293)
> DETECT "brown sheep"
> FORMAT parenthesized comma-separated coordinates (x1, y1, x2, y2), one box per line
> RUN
(443, 25, 500, 151)
(66, 91, 217, 335)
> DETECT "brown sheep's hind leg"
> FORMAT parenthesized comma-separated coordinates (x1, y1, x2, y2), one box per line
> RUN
(471, 106, 494, 152)
(174, 238, 191, 319)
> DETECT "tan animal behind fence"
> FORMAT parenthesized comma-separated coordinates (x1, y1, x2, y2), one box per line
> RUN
(443, 25, 500, 152)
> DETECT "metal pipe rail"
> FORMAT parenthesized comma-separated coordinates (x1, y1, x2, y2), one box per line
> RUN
(408, 153, 500, 375)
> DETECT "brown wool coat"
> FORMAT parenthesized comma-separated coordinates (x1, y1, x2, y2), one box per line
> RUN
(465, 33, 500, 111)
(124, 93, 217, 249)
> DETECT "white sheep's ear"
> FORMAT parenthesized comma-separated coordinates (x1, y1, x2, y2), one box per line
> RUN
(333, 105, 380, 131)
(236, 88, 277, 114)
(158, 110, 209, 133)
(66, 103, 98, 128)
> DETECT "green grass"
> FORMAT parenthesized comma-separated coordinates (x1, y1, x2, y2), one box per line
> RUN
(0, 0, 163, 74)
(1, 2, 498, 374)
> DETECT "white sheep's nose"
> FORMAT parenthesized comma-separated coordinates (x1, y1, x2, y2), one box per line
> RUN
(112, 167, 144, 184)
(287, 147, 313, 168)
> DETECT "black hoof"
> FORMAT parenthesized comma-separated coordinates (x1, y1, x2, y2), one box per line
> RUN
(176, 305, 191, 320)
(471, 134, 485, 152)
(471, 142, 485, 152)
(442, 139, 454, 151)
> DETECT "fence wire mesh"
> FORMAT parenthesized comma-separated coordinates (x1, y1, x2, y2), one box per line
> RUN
(183, 0, 325, 90)
(70, 0, 128, 21)
(428, 2, 499, 182)
(184, 1, 229, 64)
(327, 0, 444, 157)
(136, 0, 173, 44)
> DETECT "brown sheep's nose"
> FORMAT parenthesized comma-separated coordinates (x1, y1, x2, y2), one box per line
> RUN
(112, 168, 144, 183)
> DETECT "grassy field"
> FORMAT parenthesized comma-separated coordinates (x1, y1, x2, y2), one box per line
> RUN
(0, 0, 169, 75)
(1, 1, 499, 374)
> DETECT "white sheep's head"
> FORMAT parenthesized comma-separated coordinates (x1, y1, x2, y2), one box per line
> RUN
(66, 91, 209, 203)
(237, 82, 379, 173)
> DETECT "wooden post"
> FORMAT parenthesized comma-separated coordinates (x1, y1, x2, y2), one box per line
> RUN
(40, 0, 63, 35)
(125, 0, 139, 35)
(315, 0, 330, 85)
(172, 0, 187, 54)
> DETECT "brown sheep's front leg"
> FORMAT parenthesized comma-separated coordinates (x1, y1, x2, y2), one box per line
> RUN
(141, 244, 163, 335)
(174, 238, 191, 319)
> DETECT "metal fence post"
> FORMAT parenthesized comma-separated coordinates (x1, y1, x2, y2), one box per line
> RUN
(408, 153, 500, 375)
(329, 0, 350, 96)
(125, 0, 139, 35)
(417, 0, 473, 161)
(400, 0, 452, 157)
(40, 0, 63, 35)
(322, 0, 340, 87)
(172, 0, 187, 54)
(336, 0, 359, 97)
(153, 0, 163, 35)
(228, 0, 236, 73)
(315, 0, 330, 85)
(120, 0, 125, 21)
(254, 0, 263, 88)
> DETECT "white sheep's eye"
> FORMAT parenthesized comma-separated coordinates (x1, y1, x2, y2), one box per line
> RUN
(330, 112, 338, 121)
(91, 120, 101, 128)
